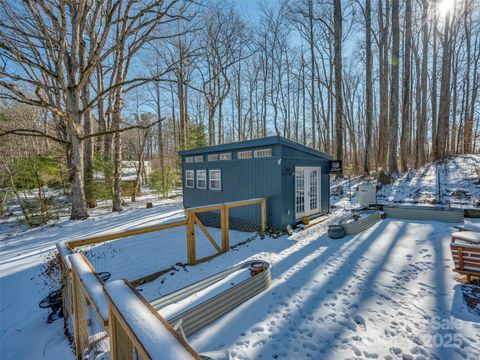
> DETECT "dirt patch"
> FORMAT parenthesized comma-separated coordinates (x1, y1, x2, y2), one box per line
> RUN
(461, 283, 480, 316)
(40, 251, 61, 289)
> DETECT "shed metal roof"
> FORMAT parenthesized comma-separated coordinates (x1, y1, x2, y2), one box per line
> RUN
(178, 135, 333, 160)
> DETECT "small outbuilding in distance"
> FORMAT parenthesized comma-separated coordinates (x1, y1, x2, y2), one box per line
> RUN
(179, 136, 333, 230)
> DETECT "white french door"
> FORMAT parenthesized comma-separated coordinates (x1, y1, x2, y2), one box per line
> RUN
(295, 166, 321, 219)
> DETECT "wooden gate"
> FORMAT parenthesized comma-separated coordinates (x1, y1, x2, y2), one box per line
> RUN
(186, 198, 267, 265)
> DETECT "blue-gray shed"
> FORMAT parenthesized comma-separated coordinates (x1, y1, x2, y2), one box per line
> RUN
(178, 136, 332, 230)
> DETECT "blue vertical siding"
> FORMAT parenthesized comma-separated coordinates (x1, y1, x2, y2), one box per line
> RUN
(181, 137, 331, 229)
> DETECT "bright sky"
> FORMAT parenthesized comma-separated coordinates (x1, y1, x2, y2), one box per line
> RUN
(236, 0, 262, 19)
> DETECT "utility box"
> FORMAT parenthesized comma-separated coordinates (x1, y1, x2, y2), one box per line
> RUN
(358, 183, 376, 207)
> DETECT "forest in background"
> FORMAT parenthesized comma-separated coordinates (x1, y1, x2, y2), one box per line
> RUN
(0, 0, 479, 224)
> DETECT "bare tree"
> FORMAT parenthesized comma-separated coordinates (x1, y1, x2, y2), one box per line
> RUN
(376, 0, 390, 171)
(400, 0, 412, 171)
(333, 0, 343, 162)
(0, 0, 193, 218)
(416, 0, 429, 167)
(363, 0, 373, 174)
(435, 6, 453, 160)
(388, 0, 400, 174)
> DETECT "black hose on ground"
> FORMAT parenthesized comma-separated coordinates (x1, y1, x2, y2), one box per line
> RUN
(39, 271, 111, 323)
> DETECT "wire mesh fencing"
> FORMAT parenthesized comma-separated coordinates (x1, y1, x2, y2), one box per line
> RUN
(58, 252, 75, 337)
(192, 208, 223, 262)
(186, 198, 267, 264)
(56, 198, 267, 359)
(104, 279, 200, 360)
(71, 254, 110, 360)
(79, 225, 188, 283)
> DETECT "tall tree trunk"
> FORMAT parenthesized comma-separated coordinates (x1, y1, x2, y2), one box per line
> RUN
(178, 69, 187, 148)
(262, 57, 268, 137)
(417, 0, 429, 167)
(237, 62, 242, 141)
(451, 48, 459, 154)
(435, 11, 452, 160)
(69, 130, 88, 219)
(363, 0, 373, 174)
(155, 80, 165, 195)
(431, 17, 438, 158)
(388, 0, 400, 174)
(400, 0, 412, 172)
(132, 132, 148, 202)
(334, 0, 343, 161)
(302, 52, 307, 145)
(464, 4, 475, 153)
(82, 85, 96, 209)
(377, 0, 389, 170)
(308, 0, 316, 148)
(112, 107, 123, 212)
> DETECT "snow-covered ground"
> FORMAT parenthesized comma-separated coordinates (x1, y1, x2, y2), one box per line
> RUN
(183, 218, 480, 359)
(332, 154, 480, 208)
(0, 196, 183, 359)
(1, 156, 480, 359)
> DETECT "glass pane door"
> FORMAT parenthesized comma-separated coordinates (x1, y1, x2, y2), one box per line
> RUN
(309, 169, 318, 212)
(295, 169, 306, 218)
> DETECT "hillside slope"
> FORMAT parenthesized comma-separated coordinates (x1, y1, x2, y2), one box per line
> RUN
(332, 154, 480, 208)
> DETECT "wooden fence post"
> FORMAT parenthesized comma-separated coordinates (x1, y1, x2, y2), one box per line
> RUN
(261, 198, 267, 232)
(71, 270, 82, 360)
(108, 308, 118, 360)
(221, 205, 229, 252)
(186, 210, 196, 265)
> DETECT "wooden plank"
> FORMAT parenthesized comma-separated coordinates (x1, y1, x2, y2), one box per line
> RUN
(72, 253, 109, 326)
(261, 198, 267, 232)
(193, 214, 221, 253)
(194, 252, 221, 265)
(104, 280, 201, 360)
(71, 270, 82, 360)
(67, 219, 187, 249)
(303, 214, 330, 229)
(56, 241, 73, 269)
(458, 249, 464, 270)
(451, 245, 480, 252)
(453, 269, 480, 276)
(453, 261, 480, 269)
(226, 198, 265, 209)
(106, 292, 152, 360)
(108, 307, 119, 360)
(453, 258, 480, 266)
(130, 266, 176, 287)
(221, 206, 229, 252)
(187, 198, 264, 212)
(452, 252, 480, 260)
(464, 208, 480, 218)
(186, 211, 196, 265)
(188, 204, 224, 213)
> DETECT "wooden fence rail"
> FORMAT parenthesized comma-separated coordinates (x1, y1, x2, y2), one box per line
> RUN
(185, 198, 267, 265)
(56, 198, 267, 359)
(104, 280, 201, 360)
(69, 253, 109, 360)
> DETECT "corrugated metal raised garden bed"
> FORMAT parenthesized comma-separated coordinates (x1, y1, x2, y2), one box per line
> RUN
(383, 204, 464, 223)
(339, 210, 382, 235)
(151, 260, 271, 338)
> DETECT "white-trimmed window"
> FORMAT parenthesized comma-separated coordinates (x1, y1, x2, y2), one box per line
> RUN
(207, 154, 218, 161)
(196, 170, 206, 189)
(238, 150, 253, 159)
(254, 148, 272, 158)
(194, 155, 204, 162)
(219, 152, 231, 160)
(185, 157, 194, 163)
(185, 170, 194, 188)
(209, 169, 221, 190)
